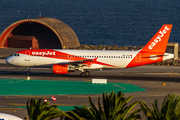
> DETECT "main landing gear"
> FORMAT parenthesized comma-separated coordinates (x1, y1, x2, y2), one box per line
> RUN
(27, 67, 31, 75)
(80, 71, 90, 77)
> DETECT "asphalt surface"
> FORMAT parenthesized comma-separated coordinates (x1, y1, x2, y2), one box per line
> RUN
(0, 64, 180, 119)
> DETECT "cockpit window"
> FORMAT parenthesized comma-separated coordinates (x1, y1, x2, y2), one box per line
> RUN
(14, 54, 19, 56)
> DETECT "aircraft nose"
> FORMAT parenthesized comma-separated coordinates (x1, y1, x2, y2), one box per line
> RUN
(6, 56, 13, 65)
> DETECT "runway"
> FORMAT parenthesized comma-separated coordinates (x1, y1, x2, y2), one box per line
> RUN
(0, 65, 180, 119)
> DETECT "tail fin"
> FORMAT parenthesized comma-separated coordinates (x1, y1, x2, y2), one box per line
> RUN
(140, 24, 172, 53)
(126, 24, 173, 68)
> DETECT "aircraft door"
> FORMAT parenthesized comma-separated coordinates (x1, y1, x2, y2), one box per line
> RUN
(25, 51, 30, 61)
(135, 53, 141, 63)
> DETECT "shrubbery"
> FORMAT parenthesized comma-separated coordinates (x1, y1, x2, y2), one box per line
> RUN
(26, 92, 180, 120)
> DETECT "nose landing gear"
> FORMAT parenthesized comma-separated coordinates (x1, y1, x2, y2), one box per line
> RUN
(27, 67, 31, 75)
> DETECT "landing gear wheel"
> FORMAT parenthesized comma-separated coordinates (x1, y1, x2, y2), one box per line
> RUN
(27, 67, 31, 75)
(85, 71, 90, 76)
(80, 72, 86, 77)
(80, 71, 90, 77)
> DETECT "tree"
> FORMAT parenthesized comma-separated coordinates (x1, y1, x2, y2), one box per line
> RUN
(141, 93, 180, 120)
(62, 91, 142, 120)
(26, 97, 71, 120)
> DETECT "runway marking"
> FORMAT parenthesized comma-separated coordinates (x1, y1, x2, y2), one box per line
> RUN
(21, 95, 53, 98)
(0, 67, 16, 69)
(58, 95, 92, 98)
(50, 104, 78, 106)
(0, 67, 50, 69)
(0, 108, 22, 109)
(85, 80, 92, 82)
(9, 103, 78, 106)
(138, 73, 180, 75)
(10, 103, 25, 106)
(18, 95, 90, 98)
(127, 82, 158, 83)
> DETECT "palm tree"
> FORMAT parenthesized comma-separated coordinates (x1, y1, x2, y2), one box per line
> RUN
(140, 93, 180, 120)
(26, 97, 71, 120)
(62, 91, 142, 120)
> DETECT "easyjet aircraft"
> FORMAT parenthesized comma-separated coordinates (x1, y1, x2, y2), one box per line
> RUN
(6, 24, 174, 77)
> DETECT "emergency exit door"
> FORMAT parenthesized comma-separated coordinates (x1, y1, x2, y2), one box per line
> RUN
(25, 51, 30, 61)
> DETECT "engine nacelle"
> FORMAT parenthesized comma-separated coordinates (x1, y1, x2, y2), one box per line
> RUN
(52, 64, 74, 74)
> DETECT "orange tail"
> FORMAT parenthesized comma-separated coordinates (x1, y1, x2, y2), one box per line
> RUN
(126, 24, 172, 68)
(141, 24, 172, 53)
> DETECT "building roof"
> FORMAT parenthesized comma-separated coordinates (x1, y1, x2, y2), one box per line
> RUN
(0, 17, 80, 49)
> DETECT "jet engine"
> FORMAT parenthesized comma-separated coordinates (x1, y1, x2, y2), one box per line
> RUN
(52, 64, 75, 74)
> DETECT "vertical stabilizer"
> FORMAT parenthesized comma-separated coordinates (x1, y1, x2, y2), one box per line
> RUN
(126, 24, 173, 68)
(141, 24, 172, 53)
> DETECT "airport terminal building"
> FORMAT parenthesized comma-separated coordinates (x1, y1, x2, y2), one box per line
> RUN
(0, 17, 80, 49)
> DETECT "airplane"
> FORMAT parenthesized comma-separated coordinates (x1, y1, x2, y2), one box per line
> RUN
(6, 24, 174, 77)
(0, 113, 23, 120)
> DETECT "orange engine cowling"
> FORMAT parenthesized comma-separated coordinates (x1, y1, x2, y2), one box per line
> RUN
(52, 64, 74, 74)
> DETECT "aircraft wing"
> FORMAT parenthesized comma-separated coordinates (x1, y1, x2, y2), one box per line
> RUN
(56, 58, 97, 66)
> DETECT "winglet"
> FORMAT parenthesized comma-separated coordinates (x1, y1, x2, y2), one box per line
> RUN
(141, 24, 172, 53)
